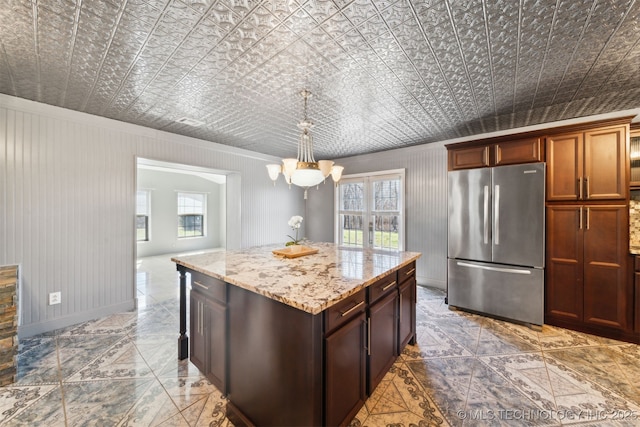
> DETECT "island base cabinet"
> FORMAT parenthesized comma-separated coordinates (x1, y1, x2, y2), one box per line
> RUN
(325, 312, 367, 427)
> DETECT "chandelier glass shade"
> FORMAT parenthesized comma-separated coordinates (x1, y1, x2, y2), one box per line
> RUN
(266, 90, 343, 196)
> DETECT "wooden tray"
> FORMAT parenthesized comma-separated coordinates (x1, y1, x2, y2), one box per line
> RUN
(272, 245, 319, 258)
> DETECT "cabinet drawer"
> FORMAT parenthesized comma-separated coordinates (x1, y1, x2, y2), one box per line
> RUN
(368, 273, 397, 304)
(324, 289, 366, 335)
(190, 270, 227, 304)
(634, 256, 640, 272)
(397, 262, 416, 285)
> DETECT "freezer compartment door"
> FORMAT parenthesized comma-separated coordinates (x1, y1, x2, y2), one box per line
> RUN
(447, 259, 543, 326)
(448, 168, 492, 262)
(491, 163, 545, 268)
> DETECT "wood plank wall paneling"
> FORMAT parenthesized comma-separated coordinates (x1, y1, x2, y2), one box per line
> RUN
(1, 96, 305, 337)
(325, 143, 449, 289)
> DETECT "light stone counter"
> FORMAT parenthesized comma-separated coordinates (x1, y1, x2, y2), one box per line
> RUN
(630, 199, 640, 255)
(172, 242, 421, 315)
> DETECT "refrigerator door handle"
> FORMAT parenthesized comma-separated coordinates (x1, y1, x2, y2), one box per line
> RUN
(456, 261, 532, 275)
(483, 185, 489, 244)
(494, 185, 500, 245)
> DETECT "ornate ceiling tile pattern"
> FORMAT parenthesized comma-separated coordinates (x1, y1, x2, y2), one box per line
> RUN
(1, 0, 639, 158)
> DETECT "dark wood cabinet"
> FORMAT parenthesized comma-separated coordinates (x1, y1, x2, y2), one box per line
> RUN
(189, 272, 227, 394)
(448, 145, 489, 170)
(546, 126, 626, 201)
(189, 291, 207, 372)
(399, 275, 417, 350)
(546, 205, 629, 330)
(494, 137, 542, 166)
(181, 259, 419, 426)
(398, 261, 417, 351)
(325, 312, 367, 427)
(367, 290, 397, 394)
(448, 137, 542, 170)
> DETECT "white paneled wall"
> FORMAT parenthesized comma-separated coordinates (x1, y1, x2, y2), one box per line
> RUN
(1, 95, 305, 337)
(308, 142, 449, 289)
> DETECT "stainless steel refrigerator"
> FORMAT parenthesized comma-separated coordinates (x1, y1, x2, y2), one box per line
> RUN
(447, 163, 545, 326)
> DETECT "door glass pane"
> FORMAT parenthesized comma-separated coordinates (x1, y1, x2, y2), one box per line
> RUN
(340, 182, 364, 210)
(340, 214, 364, 247)
(372, 179, 400, 250)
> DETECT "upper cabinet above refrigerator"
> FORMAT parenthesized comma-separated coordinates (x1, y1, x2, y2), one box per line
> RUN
(546, 125, 626, 201)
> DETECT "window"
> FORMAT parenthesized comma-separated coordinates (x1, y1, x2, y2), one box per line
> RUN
(336, 170, 404, 251)
(178, 192, 206, 238)
(136, 190, 150, 242)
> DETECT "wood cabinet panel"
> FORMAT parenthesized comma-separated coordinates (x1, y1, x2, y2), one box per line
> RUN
(398, 276, 416, 350)
(546, 205, 630, 331)
(545, 206, 583, 320)
(190, 292, 207, 372)
(635, 272, 640, 332)
(583, 206, 628, 329)
(367, 291, 398, 394)
(584, 126, 626, 200)
(325, 312, 367, 427)
(325, 289, 366, 334)
(546, 133, 583, 201)
(494, 137, 542, 166)
(449, 145, 489, 170)
(206, 298, 227, 393)
(546, 126, 626, 201)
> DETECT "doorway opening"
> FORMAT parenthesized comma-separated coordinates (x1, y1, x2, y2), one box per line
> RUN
(134, 157, 240, 307)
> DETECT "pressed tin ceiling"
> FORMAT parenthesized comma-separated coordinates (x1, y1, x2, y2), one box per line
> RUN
(1, 0, 640, 159)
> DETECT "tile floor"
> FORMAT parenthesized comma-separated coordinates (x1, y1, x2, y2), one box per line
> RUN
(1, 254, 639, 426)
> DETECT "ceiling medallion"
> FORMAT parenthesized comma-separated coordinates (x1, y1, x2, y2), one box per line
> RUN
(266, 90, 344, 199)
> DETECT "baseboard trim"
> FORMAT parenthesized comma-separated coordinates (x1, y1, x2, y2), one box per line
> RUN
(17, 300, 136, 339)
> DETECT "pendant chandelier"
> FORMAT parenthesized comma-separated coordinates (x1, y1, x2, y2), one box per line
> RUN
(266, 90, 344, 198)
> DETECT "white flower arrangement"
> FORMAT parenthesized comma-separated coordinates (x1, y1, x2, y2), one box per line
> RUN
(286, 215, 303, 246)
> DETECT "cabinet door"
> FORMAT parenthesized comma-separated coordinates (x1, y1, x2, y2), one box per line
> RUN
(635, 272, 640, 333)
(368, 291, 398, 394)
(190, 292, 206, 372)
(583, 126, 626, 200)
(583, 205, 629, 329)
(545, 206, 583, 321)
(546, 133, 583, 201)
(448, 145, 489, 170)
(206, 298, 227, 393)
(398, 276, 416, 351)
(494, 137, 542, 166)
(325, 312, 366, 427)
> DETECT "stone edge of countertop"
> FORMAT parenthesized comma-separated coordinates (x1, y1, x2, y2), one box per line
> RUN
(630, 246, 640, 255)
(171, 245, 421, 315)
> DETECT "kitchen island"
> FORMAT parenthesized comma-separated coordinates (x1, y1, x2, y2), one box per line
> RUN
(172, 242, 421, 426)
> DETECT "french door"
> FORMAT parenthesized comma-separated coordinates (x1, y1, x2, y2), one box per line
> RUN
(335, 170, 404, 251)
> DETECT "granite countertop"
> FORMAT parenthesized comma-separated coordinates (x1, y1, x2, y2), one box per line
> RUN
(171, 242, 421, 315)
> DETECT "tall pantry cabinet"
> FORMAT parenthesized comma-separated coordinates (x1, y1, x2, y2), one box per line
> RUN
(545, 122, 633, 337)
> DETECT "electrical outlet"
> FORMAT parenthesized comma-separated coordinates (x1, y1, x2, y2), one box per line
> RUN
(49, 292, 61, 305)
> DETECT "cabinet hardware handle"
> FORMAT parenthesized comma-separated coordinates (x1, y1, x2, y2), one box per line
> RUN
(579, 207, 583, 230)
(340, 300, 364, 317)
(405, 268, 416, 276)
(584, 176, 589, 199)
(578, 177, 583, 199)
(382, 281, 396, 291)
(483, 185, 489, 244)
(586, 207, 590, 230)
(367, 318, 371, 356)
(193, 280, 209, 290)
(494, 185, 500, 245)
(399, 294, 403, 323)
